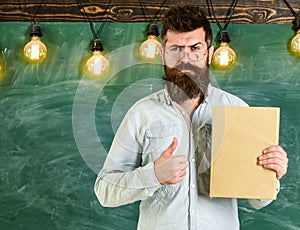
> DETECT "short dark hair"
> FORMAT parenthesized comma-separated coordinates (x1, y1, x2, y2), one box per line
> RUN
(161, 5, 213, 48)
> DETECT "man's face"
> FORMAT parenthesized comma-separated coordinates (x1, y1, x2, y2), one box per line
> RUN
(163, 27, 210, 69)
(162, 28, 212, 103)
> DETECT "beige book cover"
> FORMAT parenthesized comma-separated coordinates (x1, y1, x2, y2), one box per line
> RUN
(209, 106, 279, 200)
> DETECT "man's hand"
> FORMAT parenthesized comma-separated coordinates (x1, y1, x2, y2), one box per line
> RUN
(154, 137, 188, 184)
(258, 145, 288, 180)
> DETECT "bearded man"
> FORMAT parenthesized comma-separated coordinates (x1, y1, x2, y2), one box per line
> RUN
(94, 5, 288, 230)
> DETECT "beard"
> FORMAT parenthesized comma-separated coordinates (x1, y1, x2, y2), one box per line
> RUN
(163, 62, 210, 104)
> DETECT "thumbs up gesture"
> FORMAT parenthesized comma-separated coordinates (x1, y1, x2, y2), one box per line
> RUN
(154, 137, 188, 184)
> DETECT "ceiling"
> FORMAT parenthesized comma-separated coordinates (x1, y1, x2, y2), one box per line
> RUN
(0, 0, 299, 24)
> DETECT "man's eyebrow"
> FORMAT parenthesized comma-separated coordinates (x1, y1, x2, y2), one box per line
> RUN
(188, 42, 205, 48)
(167, 42, 205, 48)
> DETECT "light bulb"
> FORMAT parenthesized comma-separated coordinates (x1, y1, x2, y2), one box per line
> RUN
(212, 42, 236, 70)
(212, 30, 236, 70)
(23, 24, 47, 63)
(291, 30, 300, 56)
(24, 36, 47, 63)
(140, 35, 162, 61)
(139, 24, 162, 61)
(86, 51, 110, 78)
(85, 39, 110, 78)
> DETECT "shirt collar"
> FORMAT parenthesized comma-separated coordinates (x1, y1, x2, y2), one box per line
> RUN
(204, 83, 212, 104)
(163, 85, 173, 106)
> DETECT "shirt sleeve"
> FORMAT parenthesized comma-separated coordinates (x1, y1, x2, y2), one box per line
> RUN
(94, 109, 162, 207)
(247, 180, 280, 209)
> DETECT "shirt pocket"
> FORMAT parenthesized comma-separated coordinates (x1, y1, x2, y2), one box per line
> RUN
(144, 124, 180, 160)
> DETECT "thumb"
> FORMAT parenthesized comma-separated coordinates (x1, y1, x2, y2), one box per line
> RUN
(161, 137, 178, 158)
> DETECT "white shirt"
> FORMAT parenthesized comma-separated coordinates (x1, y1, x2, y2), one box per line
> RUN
(94, 84, 277, 230)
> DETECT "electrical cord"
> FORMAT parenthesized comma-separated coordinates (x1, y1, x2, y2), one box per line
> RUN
(21, 0, 48, 25)
(77, 0, 114, 39)
(207, 0, 239, 31)
(282, 0, 299, 18)
(138, 0, 169, 23)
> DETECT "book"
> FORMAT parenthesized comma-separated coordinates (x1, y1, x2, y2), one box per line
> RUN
(209, 106, 280, 200)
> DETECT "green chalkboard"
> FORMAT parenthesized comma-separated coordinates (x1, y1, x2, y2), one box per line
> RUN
(0, 22, 299, 230)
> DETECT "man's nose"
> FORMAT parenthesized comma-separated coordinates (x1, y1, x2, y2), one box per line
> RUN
(180, 51, 191, 63)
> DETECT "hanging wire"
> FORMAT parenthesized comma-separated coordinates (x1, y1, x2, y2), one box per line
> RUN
(153, 0, 169, 23)
(282, 0, 299, 18)
(21, 0, 48, 24)
(282, 0, 300, 31)
(138, 0, 169, 23)
(138, 0, 152, 22)
(207, 0, 239, 31)
(77, 0, 113, 39)
(138, 0, 169, 38)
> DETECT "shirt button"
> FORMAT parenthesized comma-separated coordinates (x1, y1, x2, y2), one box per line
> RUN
(191, 209, 195, 214)
(191, 184, 196, 188)
(191, 158, 195, 162)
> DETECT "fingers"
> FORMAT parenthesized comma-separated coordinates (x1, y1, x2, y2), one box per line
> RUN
(258, 145, 288, 180)
(263, 145, 287, 158)
(167, 161, 188, 184)
(161, 137, 178, 158)
(172, 169, 187, 184)
(154, 147, 188, 185)
(154, 137, 188, 184)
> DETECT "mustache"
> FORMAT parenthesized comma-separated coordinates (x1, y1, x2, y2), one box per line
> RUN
(163, 63, 208, 83)
(173, 62, 201, 72)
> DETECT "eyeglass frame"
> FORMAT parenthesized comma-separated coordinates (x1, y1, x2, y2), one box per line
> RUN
(163, 42, 211, 62)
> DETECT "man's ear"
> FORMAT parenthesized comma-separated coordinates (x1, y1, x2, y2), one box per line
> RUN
(208, 45, 214, 65)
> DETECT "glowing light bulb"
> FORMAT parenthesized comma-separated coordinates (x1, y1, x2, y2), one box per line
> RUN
(140, 35, 162, 61)
(291, 30, 300, 56)
(212, 31, 236, 70)
(212, 42, 236, 70)
(139, 24, 162, 61)
(85, 39, 110, 78)
(23, 24, 47, 63)
(86, 51, 110, 78)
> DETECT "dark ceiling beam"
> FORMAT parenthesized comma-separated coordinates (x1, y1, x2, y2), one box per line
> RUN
(0, 0, 298, 24)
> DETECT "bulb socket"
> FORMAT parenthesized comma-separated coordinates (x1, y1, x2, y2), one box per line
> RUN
(91, 39, 104, 52)
(29, 24, 43, 37)
(147, 24, 160, 37)
(293, 17, 300, 31)
(218, 30, 231, 43)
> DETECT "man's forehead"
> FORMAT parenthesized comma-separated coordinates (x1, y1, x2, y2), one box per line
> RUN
(165, 28, 206, 45)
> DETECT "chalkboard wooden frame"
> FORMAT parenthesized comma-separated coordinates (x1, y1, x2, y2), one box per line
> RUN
(0, 0, 298, 24)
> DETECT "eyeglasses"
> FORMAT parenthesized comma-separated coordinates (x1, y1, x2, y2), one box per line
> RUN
(164, 44, 208, 62)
